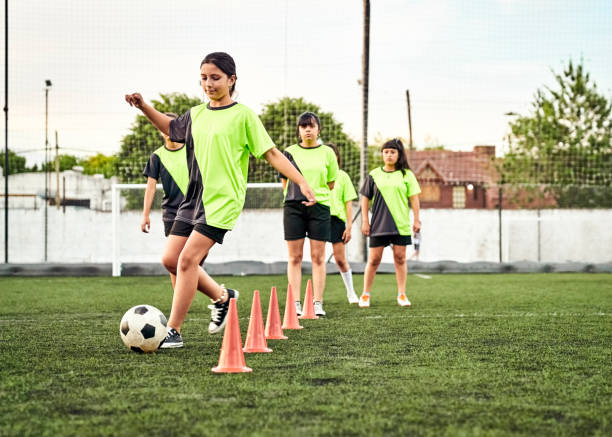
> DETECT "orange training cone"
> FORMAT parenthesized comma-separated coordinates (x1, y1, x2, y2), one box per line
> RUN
(265, 287, 288, 340)
(299, 279, 319, 319)
(243, 290, 272, 353)
(212, 298, 253, 373)
(282, 283, 303, 330)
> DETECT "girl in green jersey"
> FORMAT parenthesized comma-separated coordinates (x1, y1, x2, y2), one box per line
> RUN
(327, 143, 359, 304)
(126, 52, 316, 348)
(280, 112, 339, 317)
(360, 139, 421, 308)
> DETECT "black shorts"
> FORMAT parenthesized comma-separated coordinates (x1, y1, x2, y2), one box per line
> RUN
(163, 221, 174, 237)
(369, 234, 412, 248)
(283, 201, 331, 241)
(329, 215, 347, 244)
(169, 220, 228, 245)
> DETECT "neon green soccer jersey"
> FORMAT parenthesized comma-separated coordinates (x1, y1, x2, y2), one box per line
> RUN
(280, 144, 338, 207)
(360, 167, 421, 236)
(169, 102, 275, 230)
(330, 169, 357, 223)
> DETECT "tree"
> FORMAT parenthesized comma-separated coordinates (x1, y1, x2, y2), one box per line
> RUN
(0, 149, 28, 175)
(502, 60, 612, 207)
(80, 154, 117, 178)
(40, 154, 80, 172)
(115, 92, 202, 183)
(257, 97, 361, 184)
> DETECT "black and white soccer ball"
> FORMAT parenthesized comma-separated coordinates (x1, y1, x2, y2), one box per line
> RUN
(119, 305, 168, 353)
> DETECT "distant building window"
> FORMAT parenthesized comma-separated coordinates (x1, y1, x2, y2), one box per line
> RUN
(420, 184, 440, 202)
(452, 186, 465, 208)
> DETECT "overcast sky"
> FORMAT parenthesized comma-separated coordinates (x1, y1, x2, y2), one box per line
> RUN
(3, 0, 611, 165)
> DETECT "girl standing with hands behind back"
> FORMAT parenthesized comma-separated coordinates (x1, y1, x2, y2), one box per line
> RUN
(360, 138, 421, 308)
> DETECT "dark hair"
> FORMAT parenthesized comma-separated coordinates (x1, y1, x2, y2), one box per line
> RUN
(381, 138, 410, 174)
(296, 112, 321, 140)
(201, 52, 237, 96)
(327, 143, 342, 168)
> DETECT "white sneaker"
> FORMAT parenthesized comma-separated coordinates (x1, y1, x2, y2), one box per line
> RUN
(314, 301, 326, 316)
(358, 293, 370, 308)
(347, 291, 359, 304)
(397, 294, 411, 307)
(295, 301, 302, 316)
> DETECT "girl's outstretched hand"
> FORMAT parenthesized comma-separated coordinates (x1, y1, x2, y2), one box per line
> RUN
(125, 93, 145, 109)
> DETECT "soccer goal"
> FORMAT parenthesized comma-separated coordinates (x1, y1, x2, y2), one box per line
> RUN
(111, 181, 365, 277)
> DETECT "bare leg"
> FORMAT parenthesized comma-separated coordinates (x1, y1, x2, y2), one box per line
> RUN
(167, 232, 217, 332)
(363, 246, 384, 293)
(161, 235, 223, 301)
(310, 239, 326, 302)
(287, 239, 305, 302)
(392, 244, 407, 295)
(332, 242, 350, 272)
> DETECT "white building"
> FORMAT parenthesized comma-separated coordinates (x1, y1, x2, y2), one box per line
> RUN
(0, 168, 117, 211)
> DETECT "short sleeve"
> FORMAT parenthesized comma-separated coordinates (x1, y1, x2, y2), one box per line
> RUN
(326, 148, 339, 183)
(360, 174, 375, 199)
(342, 173, 358, 202)
(143, 153, 161, 180)
(405, 170, 421, 197)
(245, 109, 275, 159)
(278, 150, 291, 180)
(169, 110, 191, 143)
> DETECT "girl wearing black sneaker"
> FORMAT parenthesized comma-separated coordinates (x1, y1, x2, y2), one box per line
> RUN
(359, 138, 421, 308)
(279, 113, 339, 317)
(126, 52, 316, 347)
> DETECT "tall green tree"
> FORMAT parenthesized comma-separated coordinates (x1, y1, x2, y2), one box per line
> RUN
(502, 60, 612, 207)
(115, 93, 202, 183)
(257, 97, 361, 184)
(0, 149, 28, 175)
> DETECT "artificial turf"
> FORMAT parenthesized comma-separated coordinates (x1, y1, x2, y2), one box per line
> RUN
(0, 273, 611, 436)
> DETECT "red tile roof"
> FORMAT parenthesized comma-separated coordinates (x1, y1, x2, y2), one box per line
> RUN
(407, 147, 499, 185)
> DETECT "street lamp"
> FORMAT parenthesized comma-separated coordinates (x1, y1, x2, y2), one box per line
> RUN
(44, 79, 52, 262)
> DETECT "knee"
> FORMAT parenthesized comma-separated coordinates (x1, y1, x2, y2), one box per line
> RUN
(288, 253, 303, 266)
(161, 253, 177, 274)
(369, 255, 382, 267)
(336, 258, 349, 271)
(311, 252, 325, 266)
(394, 253, 406, 264)
(177, 252, 198, 273)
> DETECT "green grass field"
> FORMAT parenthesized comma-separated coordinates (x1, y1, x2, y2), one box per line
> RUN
(1, 273, 611, 436)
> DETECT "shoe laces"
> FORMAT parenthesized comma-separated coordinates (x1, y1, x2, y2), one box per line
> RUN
(208, 304, 222, 323)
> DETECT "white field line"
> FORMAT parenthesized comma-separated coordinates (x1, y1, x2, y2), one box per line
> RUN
(413, 274, 432, 279)
(364, 312, 610, 319)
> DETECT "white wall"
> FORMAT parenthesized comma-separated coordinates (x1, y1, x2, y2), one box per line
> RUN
(0, 171, 117, 211)
(2, 207, 611, 264)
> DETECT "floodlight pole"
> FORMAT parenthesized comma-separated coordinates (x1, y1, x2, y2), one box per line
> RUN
(55, 131, 59, 209)
(360, 0, 370, 262)
(44, 80, 52, 262)
(3, 0, 8, 263)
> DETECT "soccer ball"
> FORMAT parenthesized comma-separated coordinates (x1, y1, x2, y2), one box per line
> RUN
(119, 305, 168, 353)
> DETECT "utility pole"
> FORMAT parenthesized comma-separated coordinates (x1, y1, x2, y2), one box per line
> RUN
(44, 79, 52, 262)
(4, 0, 9, 263)
(360, 0, 370, 262)
(406, 89, 413, 161)
(55, 131, 59, 209)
